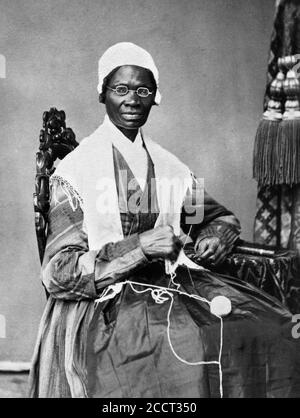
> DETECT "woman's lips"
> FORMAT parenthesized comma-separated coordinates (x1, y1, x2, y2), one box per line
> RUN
(121, 113, 143, 120)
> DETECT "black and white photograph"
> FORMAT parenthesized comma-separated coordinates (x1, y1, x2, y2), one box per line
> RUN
(1, 0, 300, 402)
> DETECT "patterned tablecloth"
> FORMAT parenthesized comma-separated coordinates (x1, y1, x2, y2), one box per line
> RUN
(185, 243, 300, 314)
(220, 248, 300, 314)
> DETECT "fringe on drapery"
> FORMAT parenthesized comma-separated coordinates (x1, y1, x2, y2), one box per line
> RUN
(253, 118, 300, 187)
(253, 119, 281, 186)
(50, 175, 84, 211)
(277, 119, 300, 184)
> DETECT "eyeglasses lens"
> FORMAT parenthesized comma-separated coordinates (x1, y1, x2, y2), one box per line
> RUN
(136, 87, 149, 97)
(115, 86, 128, 95)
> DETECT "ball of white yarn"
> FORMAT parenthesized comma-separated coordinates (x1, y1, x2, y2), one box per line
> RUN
(210, 296, 232, 317)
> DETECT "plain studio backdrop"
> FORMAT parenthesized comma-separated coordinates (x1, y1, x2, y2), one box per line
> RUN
(0, 0, 274, 362)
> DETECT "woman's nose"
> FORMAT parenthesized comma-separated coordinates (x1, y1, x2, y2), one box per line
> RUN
(125, 90, 140, 106)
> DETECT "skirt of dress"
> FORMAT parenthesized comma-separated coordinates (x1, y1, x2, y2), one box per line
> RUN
(86, 262, 300, 398)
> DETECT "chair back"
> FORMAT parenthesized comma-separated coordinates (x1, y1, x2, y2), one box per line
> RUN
(33, 108, 78, 264)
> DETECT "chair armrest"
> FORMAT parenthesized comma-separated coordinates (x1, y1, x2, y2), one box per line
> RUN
(225, 240, 300, 314)
(232, 238, 277, 257)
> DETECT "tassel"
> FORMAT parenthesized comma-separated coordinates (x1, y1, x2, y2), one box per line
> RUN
(253, 119, 281, 186)
(253, 68, 284, 186)
(277, 56, 300, 185)
(278, 119, 300, 184)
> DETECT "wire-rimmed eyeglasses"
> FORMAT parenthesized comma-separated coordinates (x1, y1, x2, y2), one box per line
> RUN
(107, 85, 153, 98)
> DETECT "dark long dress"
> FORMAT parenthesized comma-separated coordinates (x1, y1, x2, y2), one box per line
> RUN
(29, 145, 300, 398)
(85, 147, 300, 398)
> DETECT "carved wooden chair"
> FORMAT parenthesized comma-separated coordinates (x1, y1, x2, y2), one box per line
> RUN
(34, 108, 300, 313)
(33, 108, 78, 263)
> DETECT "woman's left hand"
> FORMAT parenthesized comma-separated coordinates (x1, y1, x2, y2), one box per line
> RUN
(194, 236, 227, 266)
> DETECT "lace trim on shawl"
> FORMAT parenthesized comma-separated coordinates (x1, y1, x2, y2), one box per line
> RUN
(50, 175, 84, 212)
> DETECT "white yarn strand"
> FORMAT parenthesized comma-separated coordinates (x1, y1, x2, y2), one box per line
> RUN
(121, 279, 225, 398)
(95, 279, 225, 397)
(95, 218, 226, 398)
(218, 317, 224, 399)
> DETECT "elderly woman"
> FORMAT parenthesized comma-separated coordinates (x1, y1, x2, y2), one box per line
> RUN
(29, 42, 300, 398)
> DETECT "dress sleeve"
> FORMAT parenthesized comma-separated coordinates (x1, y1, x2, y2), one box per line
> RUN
(42, 184, 149, 301)
(180, 175, 241, 248)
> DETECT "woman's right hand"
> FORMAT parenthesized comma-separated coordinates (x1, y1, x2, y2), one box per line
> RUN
(139, 225, 182, 262)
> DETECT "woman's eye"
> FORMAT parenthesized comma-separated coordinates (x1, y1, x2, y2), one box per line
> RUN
(115, 85, 128, 95)
(137, 88, 149, 97)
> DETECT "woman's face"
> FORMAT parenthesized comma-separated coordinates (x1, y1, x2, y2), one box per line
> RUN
(105, 65, 156, 134)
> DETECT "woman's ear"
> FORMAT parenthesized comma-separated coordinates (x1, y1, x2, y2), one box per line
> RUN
(99, 93, 105, 104)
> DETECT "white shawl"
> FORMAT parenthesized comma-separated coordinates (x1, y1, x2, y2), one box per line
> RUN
(51, 116, 193, 252)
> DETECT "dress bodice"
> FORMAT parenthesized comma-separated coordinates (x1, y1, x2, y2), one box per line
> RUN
(113, 144, 159, 237)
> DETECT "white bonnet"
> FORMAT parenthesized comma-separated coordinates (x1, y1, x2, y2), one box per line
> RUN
(97, 42, 161, 105)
